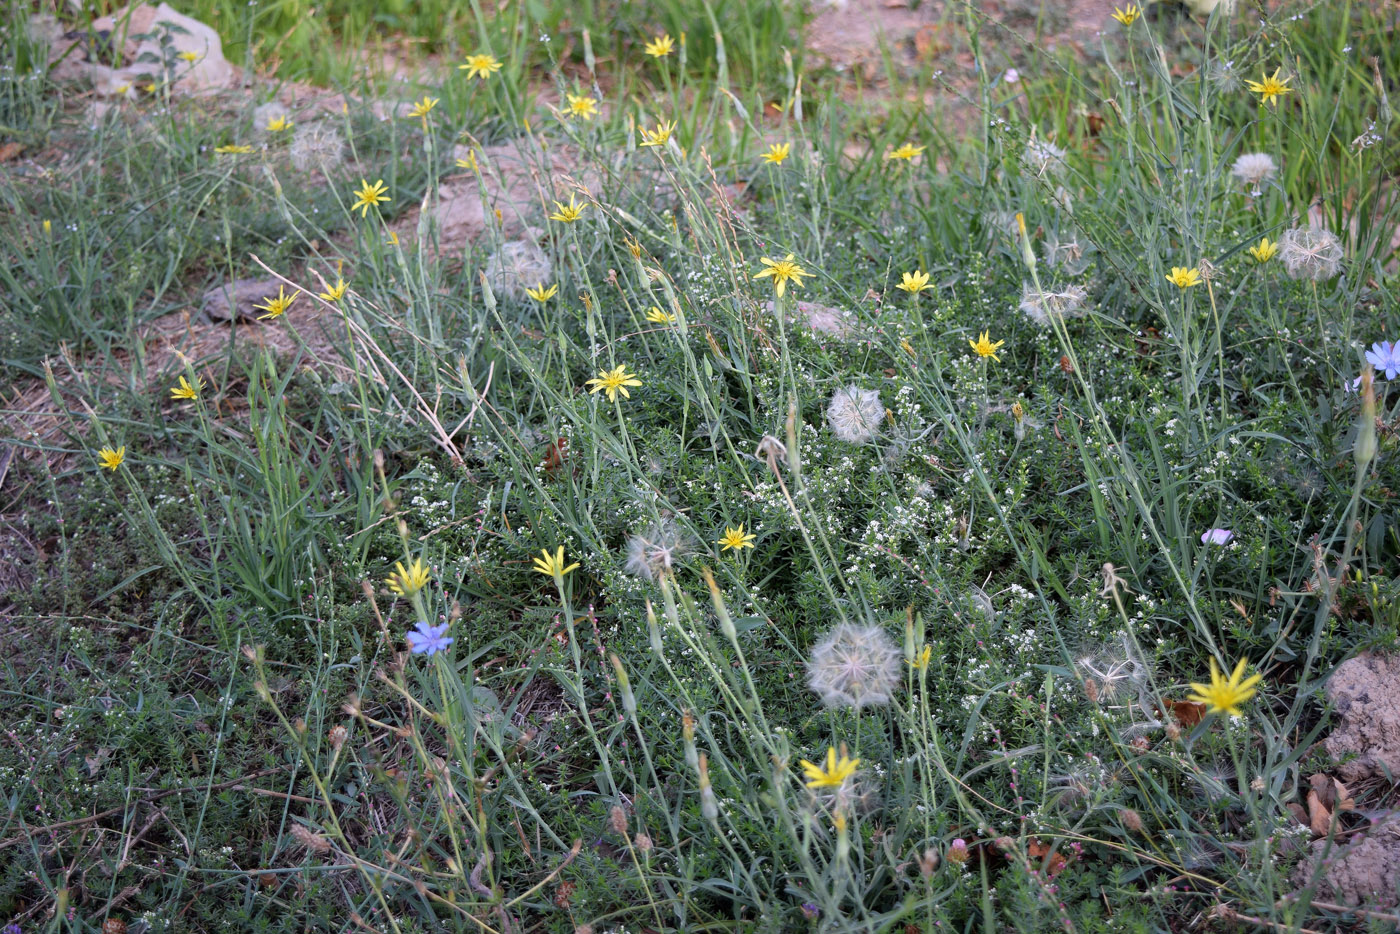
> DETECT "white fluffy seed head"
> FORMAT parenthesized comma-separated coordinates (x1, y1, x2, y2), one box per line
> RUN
(1018, 283, 1089, 326)
(623, 519, 693, 580)
(485, 240, 553, 301)
(1229, 152, 1277, 190)
(1022, 138, 1067, 178)
(289, 121, 345, 172)
(807, 623, 901, 709)
(1279, 226, 1343, 281)
(827, 385, 884, 444)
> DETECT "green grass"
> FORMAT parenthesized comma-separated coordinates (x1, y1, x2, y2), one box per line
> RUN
(3, 0, 1400, 931)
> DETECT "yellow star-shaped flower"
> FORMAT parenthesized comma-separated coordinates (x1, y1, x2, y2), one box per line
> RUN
(896, 270, 931, 294)
(1166, 266, 1202, 289)
(170, 375, 203, 400)
(254, 285, 300, 321)
(214, 144, 252, 154)
(459, 53, 503, 80)
(1187, 658, 1263, 717)
(585, 365, 643, 402)
(645, 306, 677, 325)
(98, 446, 126, 471)
(549, 194, 586, 223)
(886, 142, 925, 162)
(1248, 237, 1278, 264)
(639, 120, 676, 148)
(800, 747, 860, 789)
(532, 546, 580, 578)
(351, 179, 390, 217)
(386, 558, 431, 596)
(319, 278, 349, 302)
(406, 96, 439, 120)
(717, 525, 756, 552)
(525, 283, 559, 303)
(265, 115, 293, 132)
(752, 254, 813, 297)
(968, 330, 1005, 361)
(1111, 3, 1141, 26)
(643, 34, 675, 58)
(1245, 68, 1292, 107)
(760, 142, 790, 165)
(566, 93, 599, 120)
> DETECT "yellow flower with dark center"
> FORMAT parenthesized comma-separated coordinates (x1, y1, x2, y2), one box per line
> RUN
(265, 115, 293, 132)
(968, 330, 1005, 361)
(643, 34, 675, 58)
(717, 525, 756, 552)
(646, 306, 677, 324)
(566, 93, 599, 120)
(886, 142, 925, 161)
(1248, 237, 1278, 263)
(800, 747, 860, 789)
(897, 270, 931, 294)
(459, 53, 503, 80)
(319, 278, 348, 302)
(752, 254, 812, 297)
(1111, 3, 1141, 26)
(351, 179, 390, 217)
(170, 375, 203, 400)
(387, 558, 431, 596)
(407, 96, 439, 119)
(525, 283, 559, 303)
(586, 365, 643, 402)
(254, 285, 299, 320)
(1246, 68, 1292, 107)
(532, 546, 580, 578)
(549, 194, 586, 223)
(761, 143, 790, 165)
(1187, 658, 1263, 716)
(1167, 266, 1202, 288)
(98, 446, 126, 471)
(214, 144, 252, 154)
(639, 120, 676, 148)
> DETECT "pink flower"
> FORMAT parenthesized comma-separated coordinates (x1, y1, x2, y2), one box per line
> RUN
(1201, 528, 1234, 546)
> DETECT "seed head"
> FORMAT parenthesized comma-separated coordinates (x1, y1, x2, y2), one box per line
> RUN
(827, 385, 885, 444)
(1279, 226, 1343, 281)
(485, 240, 553, 302)
(623, 519, 694, 580)
(1018, 282, 1088, 326)
(1023, 137, 1067, 178)
(289, 121, 345, 172)
(807, 623, 901, 709)
(1229, 152, 1277, 193)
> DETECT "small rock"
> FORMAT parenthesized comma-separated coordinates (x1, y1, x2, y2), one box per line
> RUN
(201, 278, 284, 323)
(1323, 653, 1400, 783)
(89, 3, 235, 93)
(1291, 824, 1400, 909)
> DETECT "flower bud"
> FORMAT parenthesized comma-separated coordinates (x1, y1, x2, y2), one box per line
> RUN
(947, 838, 970, 864)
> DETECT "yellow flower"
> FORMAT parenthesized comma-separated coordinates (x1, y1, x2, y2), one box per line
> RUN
(265, 115, 293, 132)
(170, 375, 203, 400)
(968, 330, 1005, 361)
(525, 283, 559, 303)
(385, 231, 400, 246)
(1246, 68, 1292, 107)
(214, 144, 252, 154)
(406, 96, 439, 119)
(254, 285, 299, 321)
(98, 446, 126, 471)
(42, 219, 51, 236)
(1111, 3, 1141, 26)
(319, 278, 348, 302)
(1167, 266, 1202, 289)
(458, 53, 503, 80)
(455, 150, 479, 171)
(624, 236, 643, 259)
(645, 306, 677, 325)
(586, 364, 643, 402)
(717, 525, 756, 552)
(1248, 237, 1279, 263)
(886, 142, 925, 162)
(752, 254, 812, 297)
(566, 93, 599, 120)
(351, 179, 390, 217)
(387, 558, 431, 596)
(908, 645, 932, 671)
(177, 50, 199, 62)
(643, 34, 675, 58)
(639, 120, 676, 148)
(532, 546, 580, 578)
(549, 194, 586, 223)
(1187, 658, 1263, 717)
(760, 142, 790, 165)
(897, 270, 931, 294)
(800, 747, 860, 789)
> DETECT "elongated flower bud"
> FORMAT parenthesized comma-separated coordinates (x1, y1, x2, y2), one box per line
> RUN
(1016, 212, 1037, 273)
(609, 653, 637, 716)
(698, 752, 718, 820)
(1356, 367, 1377, 470)
(703, 568, 737, 643)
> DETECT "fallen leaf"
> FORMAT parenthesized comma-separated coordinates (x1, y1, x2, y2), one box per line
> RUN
(1171, 700, 1206, 727)
(85, 747, 112, 777)
(1307, 789, 1332, 837)
(0, 142, 22, 162)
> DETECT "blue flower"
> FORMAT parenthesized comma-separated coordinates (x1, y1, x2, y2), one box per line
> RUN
(406, 621, 453, 656)
(1365, 340, 1398, 380)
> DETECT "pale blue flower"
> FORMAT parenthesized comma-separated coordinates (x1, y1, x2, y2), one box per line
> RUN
(406, 621, 453, 656)
(1365, 341, 1398, 380)
(1201, 528, 1234, 546)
